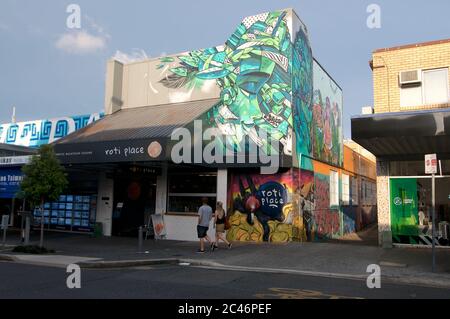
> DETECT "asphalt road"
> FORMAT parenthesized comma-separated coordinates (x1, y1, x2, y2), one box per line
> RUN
(0, 261, 449, 299)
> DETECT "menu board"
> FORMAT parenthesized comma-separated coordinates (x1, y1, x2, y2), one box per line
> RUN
(33, 194, 97, 232)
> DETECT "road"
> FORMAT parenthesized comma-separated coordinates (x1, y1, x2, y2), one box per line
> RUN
(0, 261, 449, 299)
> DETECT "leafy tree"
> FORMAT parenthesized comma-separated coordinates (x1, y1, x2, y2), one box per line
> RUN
(19, 144, 68, 247)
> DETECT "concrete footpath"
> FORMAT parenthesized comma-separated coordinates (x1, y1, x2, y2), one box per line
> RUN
(1, 230, 450, 289)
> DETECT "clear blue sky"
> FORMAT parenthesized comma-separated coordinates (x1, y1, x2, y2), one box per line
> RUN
(1, 0, 449, 137)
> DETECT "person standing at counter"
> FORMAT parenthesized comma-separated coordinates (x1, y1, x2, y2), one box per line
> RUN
(196, 197, 213, 253)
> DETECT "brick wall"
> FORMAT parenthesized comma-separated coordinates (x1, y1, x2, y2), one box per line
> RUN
(372, 39, 450, 113)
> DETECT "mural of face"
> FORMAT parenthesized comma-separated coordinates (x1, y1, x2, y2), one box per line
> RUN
(158, 11, 294, 155)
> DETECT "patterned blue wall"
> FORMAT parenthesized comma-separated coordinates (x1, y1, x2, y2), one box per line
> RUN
(0, 113, 104, 148)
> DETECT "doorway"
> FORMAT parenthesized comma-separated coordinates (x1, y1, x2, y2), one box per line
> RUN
(112, 167, 157, 237)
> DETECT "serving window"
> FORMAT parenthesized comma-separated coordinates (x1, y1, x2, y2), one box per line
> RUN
(167, 171, 217, 214)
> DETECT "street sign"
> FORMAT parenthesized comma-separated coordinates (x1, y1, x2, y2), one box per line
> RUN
(425, 153, 438, 174)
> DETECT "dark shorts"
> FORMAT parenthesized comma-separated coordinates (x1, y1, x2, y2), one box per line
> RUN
(197, 225, 209, 238)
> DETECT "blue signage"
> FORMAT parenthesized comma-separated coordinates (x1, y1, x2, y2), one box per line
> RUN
(0, 168, 23, 198)
(0, 112, 104, 148)
(257, 181, 287, 218)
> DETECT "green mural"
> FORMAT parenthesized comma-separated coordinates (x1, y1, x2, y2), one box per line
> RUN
(156, 9, 342, 167)
(292, 25, 313, 170)
(158, 11, 293, 154)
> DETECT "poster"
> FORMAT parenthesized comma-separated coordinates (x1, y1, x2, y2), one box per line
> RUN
(151, 214, 167, 237)
(0, 168, 23, 199)
(390, 178, 419, 237)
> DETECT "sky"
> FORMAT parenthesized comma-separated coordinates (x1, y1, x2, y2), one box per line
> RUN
(0, 0, 449, 138)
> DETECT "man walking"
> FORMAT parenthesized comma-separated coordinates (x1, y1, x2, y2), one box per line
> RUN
(197, 197, 213, 253)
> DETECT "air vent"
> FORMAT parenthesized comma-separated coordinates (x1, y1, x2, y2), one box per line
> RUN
(399, 70, 422, 86)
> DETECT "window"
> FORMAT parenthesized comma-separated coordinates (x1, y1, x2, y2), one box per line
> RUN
(361, 180, 367, 205)
(341, 174, 350, 205)
(423, 69, 449, 105)
(400, 68, 449, 108)
(351, 176, 359, 206)
(167, 172, 217, 213)
(400, 85, 422, 107)
(330, 170, 339, 207)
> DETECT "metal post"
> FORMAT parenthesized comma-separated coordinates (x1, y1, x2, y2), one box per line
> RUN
(2, 225, 6, 247)
(2, 215, 8, 247)
(432, 173, 436, 272)
(20, 212, 25, 243)
(25, 216, 30, 245)
(39, 207, 44, 248)
(138, 226, 143, 252)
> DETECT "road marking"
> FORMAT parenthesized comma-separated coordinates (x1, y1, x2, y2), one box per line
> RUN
(254, 287, 364, 299)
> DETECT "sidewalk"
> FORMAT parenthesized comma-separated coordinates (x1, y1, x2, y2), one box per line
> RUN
(1, 230, 450, 288)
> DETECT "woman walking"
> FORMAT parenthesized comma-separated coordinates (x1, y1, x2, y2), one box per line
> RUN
(211, 201, 232, 251)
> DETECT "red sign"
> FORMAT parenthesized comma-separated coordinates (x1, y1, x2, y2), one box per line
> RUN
(425, 154, 437, 174)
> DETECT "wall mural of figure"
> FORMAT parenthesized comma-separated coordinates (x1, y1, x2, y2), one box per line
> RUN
(227, 168, 344, 243)
(227, 171, 304, 242)
(293, 169, 315, 241)
(311, 62, 343, 167)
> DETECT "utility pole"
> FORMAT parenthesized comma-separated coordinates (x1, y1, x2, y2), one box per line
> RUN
(432, 172, 436, 272)
(425, 153, 437, 273)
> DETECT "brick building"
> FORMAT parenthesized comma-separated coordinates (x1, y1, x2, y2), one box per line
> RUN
(352, 38, 450, 247)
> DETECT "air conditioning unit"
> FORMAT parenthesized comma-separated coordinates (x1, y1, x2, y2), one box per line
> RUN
(361, 106, 374, 115)
(399, 69, 422, 86)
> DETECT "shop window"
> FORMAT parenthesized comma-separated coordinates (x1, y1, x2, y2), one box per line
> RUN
(167, 172, 217, 213)
(330, 170, 339, 207)
(351, 176, 359, 206)
(33, 194, 97, 232)
(341, 174, 350, 206)
(361, 180, 367, 205)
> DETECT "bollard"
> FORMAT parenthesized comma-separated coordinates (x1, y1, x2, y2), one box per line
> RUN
(138, 226, 143, 252)
(2, 227, 6, 247)
(2, 215, 9, 247)
(25, 216, 30, 245)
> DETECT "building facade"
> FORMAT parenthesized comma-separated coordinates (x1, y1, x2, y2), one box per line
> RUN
(352, 38, 450, 247)
(0, 113, 103, 228)
(45, 9, 377, 241)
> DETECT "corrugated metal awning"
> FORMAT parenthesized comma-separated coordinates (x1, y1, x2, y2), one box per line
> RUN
(351, 108, 450, 160)
(54, 98, 219, 144)
(53, 99, 219, 164)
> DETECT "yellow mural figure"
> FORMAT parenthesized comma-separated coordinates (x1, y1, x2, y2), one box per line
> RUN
(226, 211, 264, 242)
(226, 202, 304, 243)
